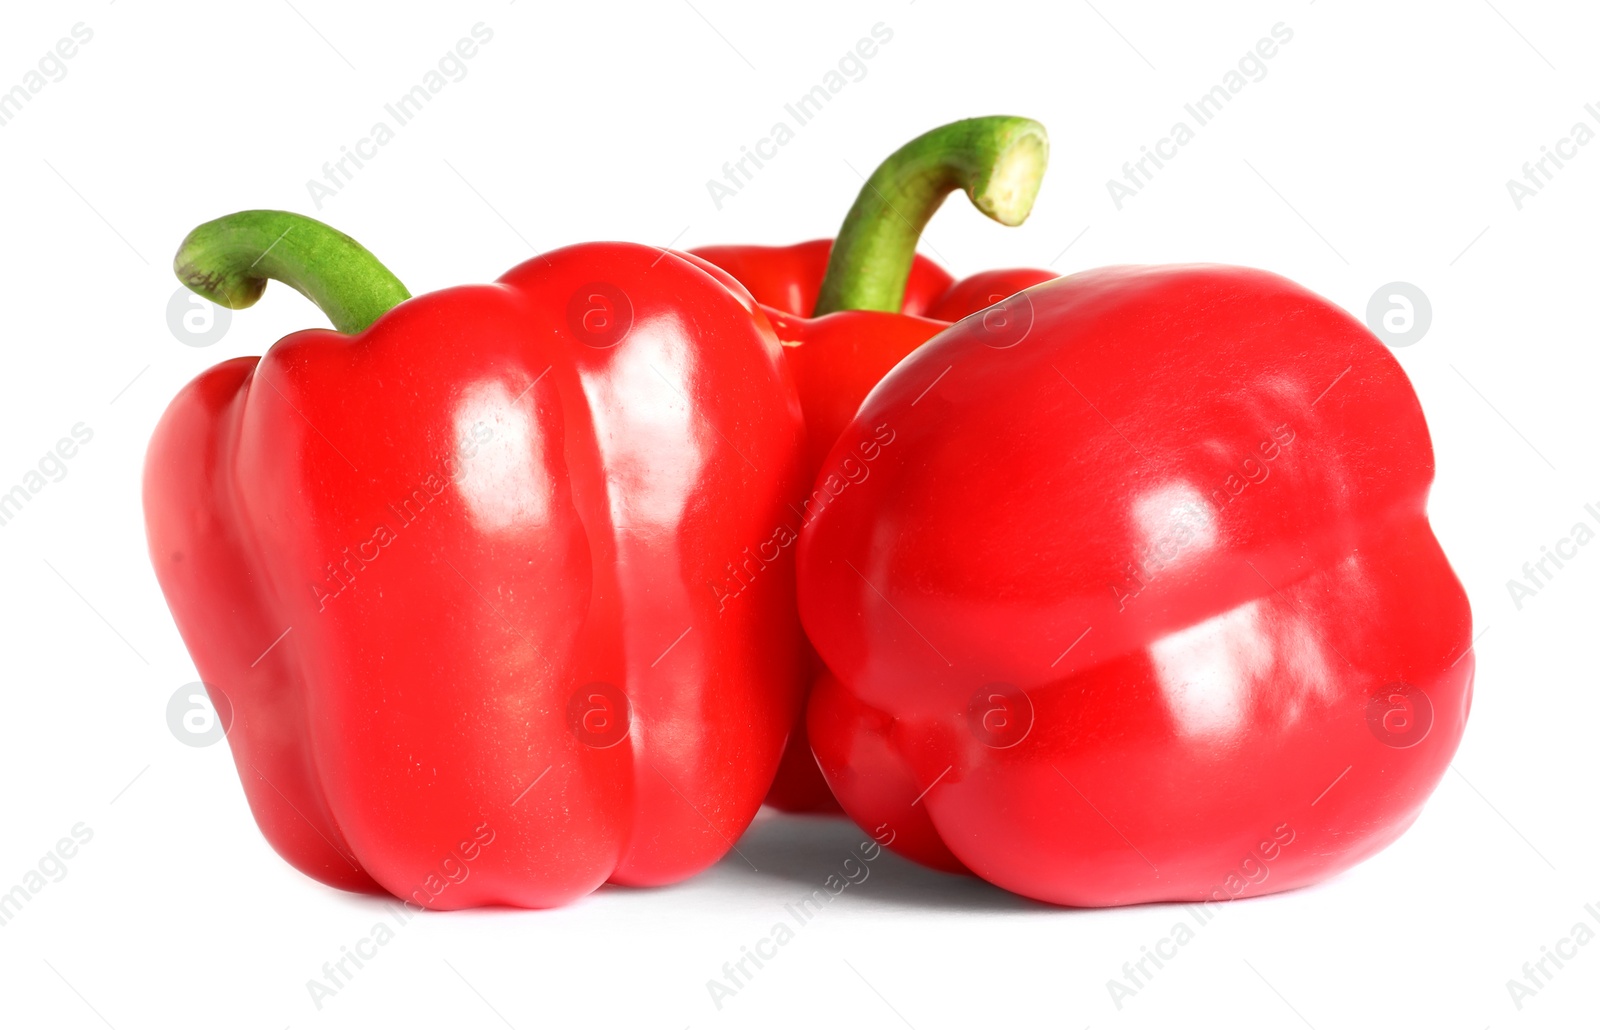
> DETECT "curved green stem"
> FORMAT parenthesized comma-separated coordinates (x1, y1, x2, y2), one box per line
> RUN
(173, 210, 410, 335)
(812, 116, 1048, 316)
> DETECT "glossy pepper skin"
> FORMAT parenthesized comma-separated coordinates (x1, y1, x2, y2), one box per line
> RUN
(695, 243, 1055, 811)
(797, 265, 1474, 905)
(146, 213, 805, 908)
(692, 117, 1058, 812)
(694, 239, 1057, 473)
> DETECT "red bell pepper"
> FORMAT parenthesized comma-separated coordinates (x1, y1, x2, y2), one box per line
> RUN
(797, 229, 1474, 902)
(145, 212, 805, 908)
(693, 117, 1059, 811)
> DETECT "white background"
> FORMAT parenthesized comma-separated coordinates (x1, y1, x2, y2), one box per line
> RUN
(0, 0, 1595, 1027)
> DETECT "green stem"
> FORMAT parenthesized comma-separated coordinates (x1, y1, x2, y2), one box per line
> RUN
(173, 210, 410, 335)
(812, 116, 1049, 316)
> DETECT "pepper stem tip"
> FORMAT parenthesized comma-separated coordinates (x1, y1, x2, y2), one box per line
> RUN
(173, 209, 409, 335)
(972, 123, 1048, 226)
(813, 115, 1049, 315)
